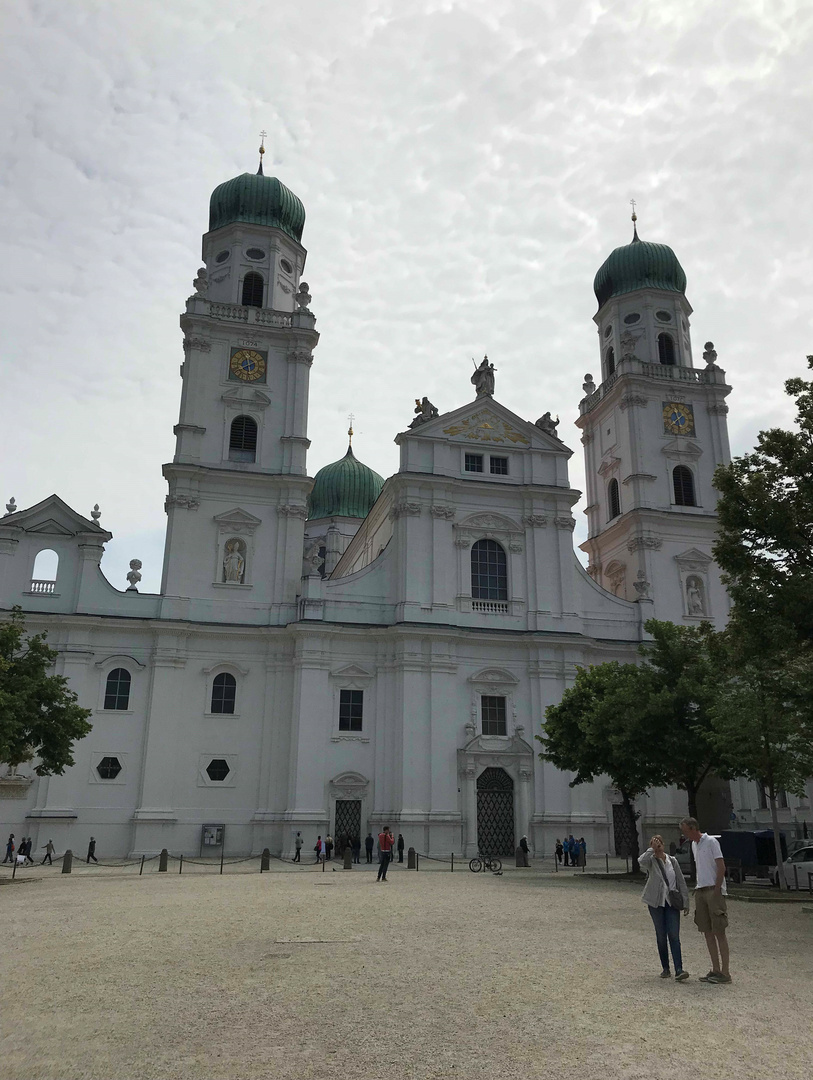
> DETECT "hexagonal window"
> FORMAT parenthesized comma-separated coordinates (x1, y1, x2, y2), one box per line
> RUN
(97, 756, 122, 780)
(206, 758, 230, 782)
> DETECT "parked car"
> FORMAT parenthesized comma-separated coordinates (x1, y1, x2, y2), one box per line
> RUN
(770, 845, 813, 889)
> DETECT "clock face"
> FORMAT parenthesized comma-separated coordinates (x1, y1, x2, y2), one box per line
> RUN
(229, 348, 266, 383)
(662, 401, 695, 436)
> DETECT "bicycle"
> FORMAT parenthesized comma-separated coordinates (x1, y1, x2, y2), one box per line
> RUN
(469, 854, 502, 873)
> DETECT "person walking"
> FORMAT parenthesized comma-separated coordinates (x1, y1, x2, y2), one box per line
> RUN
(325, 835, 333, 861)
(314, 836, 324, 863)
(86, 837, 98, 864)
(365, 832, 374, 864)
(680, 817, 732, 984)
(2, 834, 14, 864)
(377, 826, 394, 882)
(555, 838, 563, 865)
(23, 838, 35, 865)
(352, 835, 361, 864)
(639, 834, 690, 981)
(292, 832, 303, 862)
(41, 839, 55, 865)
(397, 833, 405, 863)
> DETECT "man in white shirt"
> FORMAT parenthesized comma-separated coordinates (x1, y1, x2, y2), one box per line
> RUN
(680, 817, 732, 984)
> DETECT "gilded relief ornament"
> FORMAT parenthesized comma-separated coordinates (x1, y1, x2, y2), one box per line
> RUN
(442, 409, 529, 445)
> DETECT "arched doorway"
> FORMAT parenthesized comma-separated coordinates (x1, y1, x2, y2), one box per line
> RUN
(476, 767, 515, 856)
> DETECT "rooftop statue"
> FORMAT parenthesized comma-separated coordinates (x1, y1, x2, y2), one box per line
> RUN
(471, 355, 496, 398)
(409, 397, 439, 428)
(535, 411, 560, 437)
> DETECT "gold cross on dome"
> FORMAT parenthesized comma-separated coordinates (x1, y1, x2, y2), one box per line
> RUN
(347, 412, 355, 445)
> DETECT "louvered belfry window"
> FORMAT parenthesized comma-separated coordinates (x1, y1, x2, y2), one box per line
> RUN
(241, 272, 264, 307)
(658, 332, 676, 365)
(673, 465, 696, 506)
(229, 416, 258, 462)
(608, 479, 621, 520)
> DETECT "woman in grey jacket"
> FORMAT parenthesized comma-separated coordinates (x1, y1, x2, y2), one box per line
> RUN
(639, 835, 690, 981)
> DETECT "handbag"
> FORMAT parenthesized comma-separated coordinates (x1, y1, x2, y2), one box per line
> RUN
(655, 856, 683, 909)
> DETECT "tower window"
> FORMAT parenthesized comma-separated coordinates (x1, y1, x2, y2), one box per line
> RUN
(673, 465, 696, 506)
(211, 672, 237, 714)
(465, 453, 484, 473)
(104, 668, 131, 710)
(339, 689, 364, 732)
(605, 347, 615, 377)
(658, 332, 676, 365)
(471, 539, 508, 601)
(229, 416, 258, 462)
(608, 479, 621, 520)
(241, 271, 264, 307)
(489, 456, 509, 475)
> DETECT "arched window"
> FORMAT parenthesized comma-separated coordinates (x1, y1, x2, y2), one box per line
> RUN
(608, 479, 621, 520)
(471, 539, 508, 601)
(211, 672, 237, 715)
(31, 549, 58, 592)
(658, 332, 676, 365)
(229, 416, 257, 462)
(605, 347, 615, 377)
(104, 668, 131, 710)
(673, 465, 696, 506)
(241, 271, 264, 307)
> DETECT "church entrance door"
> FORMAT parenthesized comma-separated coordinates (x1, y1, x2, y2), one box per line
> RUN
(334, 799, 361, 852)
(476, 767, 515, 856)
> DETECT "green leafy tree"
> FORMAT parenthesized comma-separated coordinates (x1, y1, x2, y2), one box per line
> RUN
(640, 619, 726, 819)
(0, 607, 92, 775)
(538, 662, 665, 870)
(714, 355, 813, 647)
(711, 645, 813, 889)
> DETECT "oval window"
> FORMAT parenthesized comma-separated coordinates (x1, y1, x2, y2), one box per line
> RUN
(245, 248, 266, 260)
(655, 310, 672, 322)
(215, 250, 230, 263)
(279, 258, 293, 274)
(623, 313, 641, 325)
(603, 324, 612, 338)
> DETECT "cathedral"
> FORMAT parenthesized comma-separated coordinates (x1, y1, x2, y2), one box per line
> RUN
(2, 160, 750, 860)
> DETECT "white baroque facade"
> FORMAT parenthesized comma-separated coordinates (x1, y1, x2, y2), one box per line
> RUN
(2, 174, 809, 858)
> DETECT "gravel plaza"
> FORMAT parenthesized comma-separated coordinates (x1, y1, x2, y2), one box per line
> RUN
(1, 858, 811, 1080)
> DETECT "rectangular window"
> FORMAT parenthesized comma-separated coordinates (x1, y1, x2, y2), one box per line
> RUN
(339, 689, 364, 732)
(489, 456, 508, 475)
(481, 695, 507, 736)
(464, 453, 483, 473)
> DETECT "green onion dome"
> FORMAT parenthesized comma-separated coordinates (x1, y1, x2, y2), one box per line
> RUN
(208, 172, 305, 241)
(593, 229, 687, 310)
(308, 446, 385, 521)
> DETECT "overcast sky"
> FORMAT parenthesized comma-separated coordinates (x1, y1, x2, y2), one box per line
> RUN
(1, 0, 811, 593)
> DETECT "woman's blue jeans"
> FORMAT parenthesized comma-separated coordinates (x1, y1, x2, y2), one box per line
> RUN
(648, 903, 683, 972)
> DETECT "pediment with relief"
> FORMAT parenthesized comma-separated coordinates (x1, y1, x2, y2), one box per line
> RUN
(213, 508, 262, 536)
(1, 494, 111, 540)
(598, 455, 622, 478)
(330, 664, 374, 680)
(468, 667, 520, 685)
(221, 386, 272, 411)
(661, 439, 702, 460)
(442, 407, 530, 446)
(674, 547, 713, 570)
(457, 512, 521, 533)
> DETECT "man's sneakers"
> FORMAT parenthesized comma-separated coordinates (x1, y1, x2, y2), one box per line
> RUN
(660, 969, 671, 979)
(699, 970, 732, 984)
(675, 970, 690, 982)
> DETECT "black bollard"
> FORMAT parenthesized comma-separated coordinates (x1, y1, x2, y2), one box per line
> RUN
(159, 848, 168, 872)
(140, 855, 145, 875)
(407, 846, 416, 869)
(261, 848, 270, 872)
(451, 852, 454, 873)
(179, 854, 184, 875)
(606, 853, 609, 874)
(62, 849, 73, 874)
(343, 846, 353, 870)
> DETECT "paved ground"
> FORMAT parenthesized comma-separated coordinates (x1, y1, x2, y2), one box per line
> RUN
(1, 859, 811, 1080)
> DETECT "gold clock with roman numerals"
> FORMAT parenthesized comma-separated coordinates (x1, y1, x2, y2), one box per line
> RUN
(229, 348, 266, 382)
(662, 401, 694, 436)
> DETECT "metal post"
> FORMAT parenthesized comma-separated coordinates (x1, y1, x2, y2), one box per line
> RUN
(606, 853, 609, 874)
(794, 864, 799, 891)
(416, 852, 419, 871)
(179, 854, 183, 875)
(322, 855, 325, 872)
(554, 851, 558, 873)
(625, 855, 629, 874)
(220, 845, 225, 875)
(12, 858, 17, 880)
(451, 852, 454, 873)
(139, 855, 145, 876)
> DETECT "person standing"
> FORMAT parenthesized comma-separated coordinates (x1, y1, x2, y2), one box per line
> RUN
(680, 817, 732, 984)
(292, 832, 303, 862)
(314, 836, 324, 863)
(365, 832, 374, 864)
(325, 835, 333, 861)
(519, 835, 530, 865)
(41, 839, 55, 865)
(2, 834, 14, 863)
(87, 837, 98, 864)
(578, 837, 587, 867)
(397, 833, 405, 863)
(352, 835, 361, 864)
(555, 838, 563, 865)
(377, 826, 394, 882)
(562, 836, 570, 866)
(639, 835, 690, 981)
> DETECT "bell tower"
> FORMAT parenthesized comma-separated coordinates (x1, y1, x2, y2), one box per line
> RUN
(160, 142, 318, 623)
(576, 213, 732, 627)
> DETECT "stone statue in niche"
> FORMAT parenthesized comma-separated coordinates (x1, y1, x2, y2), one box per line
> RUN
(222, 539, 246, 584)
(471, 355, 496, 398)
(303, 538, 324, 577)
(619, 329, 640, 361)
(535, 411, 560, 437)
(126, 559, 142, 592)
(686, 576, 705, 616)
(193, 267, 208, 297)
(409, 397, 439, 427)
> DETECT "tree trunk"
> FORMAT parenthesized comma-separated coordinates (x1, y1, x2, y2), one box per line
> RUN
(621, 791, 641, 873)
(686, 781, 698, 821)
(768, 786, 788, 890)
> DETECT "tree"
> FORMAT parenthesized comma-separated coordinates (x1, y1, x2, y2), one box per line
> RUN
(538, 662, 665, 871)
(0, 607, 92, 775)
(640, 619, 726, 819)
(710, 643, 813, 889)
(714, 355, 813, 647)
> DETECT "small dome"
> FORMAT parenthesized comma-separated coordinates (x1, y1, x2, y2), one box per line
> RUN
(208, 172, 305, 241)
(308, 446, 384, 521)
(593, 231, 687, 310)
